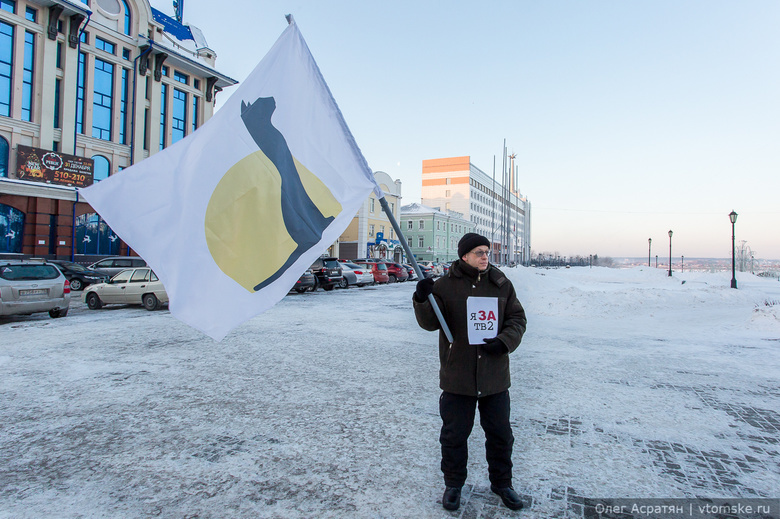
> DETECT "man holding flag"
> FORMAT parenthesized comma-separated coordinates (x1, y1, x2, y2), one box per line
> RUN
(414, 233, 527, 512)
(80, 13, 502, 512)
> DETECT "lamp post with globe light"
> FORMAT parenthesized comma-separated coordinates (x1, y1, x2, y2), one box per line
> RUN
(668, 230, 673, 277)
(729, 211, 738, 289)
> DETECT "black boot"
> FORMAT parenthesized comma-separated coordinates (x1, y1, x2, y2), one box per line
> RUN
(442, 486, 461, 511)
(490, 485, 523, 510)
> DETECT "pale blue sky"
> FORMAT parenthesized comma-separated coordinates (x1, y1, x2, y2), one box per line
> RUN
(151, 0, 780, 259)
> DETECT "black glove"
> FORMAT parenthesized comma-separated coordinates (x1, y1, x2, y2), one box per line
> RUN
(482, 337, 507, 355)
(414, 277, 435, 302)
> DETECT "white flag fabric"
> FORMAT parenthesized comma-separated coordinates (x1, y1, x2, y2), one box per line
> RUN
(80, 19, 383, 340)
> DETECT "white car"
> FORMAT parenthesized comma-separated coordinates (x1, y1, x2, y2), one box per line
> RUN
(83, 267, 168, 311)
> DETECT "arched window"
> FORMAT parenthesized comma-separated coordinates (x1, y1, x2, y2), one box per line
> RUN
(75, 212, 119, 255)
(0, 203, 25, 253)
(91, 154, 110, 182)
(0, 135, 8, 177)
(121, 0, 131, 36)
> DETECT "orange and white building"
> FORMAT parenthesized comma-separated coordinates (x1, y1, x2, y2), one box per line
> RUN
(422, 156, 531, 265)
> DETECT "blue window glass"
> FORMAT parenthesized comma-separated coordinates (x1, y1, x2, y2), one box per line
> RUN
(75, 212, 120, 255)
(0, 135, 8, 177)
(173, 70, 188, 84)
(91, 154, 109, 182)
(95, 36, 115, 54)
(25, 6, 36, 22)
(21, 31, 34, 122)
(172, 87, 186, 144)
(119, 68, 128, 144)
(76, 52, 86, 134)
(161, 65, 168, 77)
(56, 41, 62, 68)
(122, 48, 130, 60)
(193, 78, 200, 90)
(191, 95, 198, 132)
(0, 22, 12, 117)
(0, 0, 14, 14)
(159, 83, 167, 150)
(92, 58, 113, 140)
(54, 78, 61, 128)
(0, 202, 25, 254)
(121, 0, 131, 35)
(80, 31, 88, 44)
(52, 141, 58, 151)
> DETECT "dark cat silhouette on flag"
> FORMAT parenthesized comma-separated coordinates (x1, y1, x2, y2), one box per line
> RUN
(204, 96, 341, 293)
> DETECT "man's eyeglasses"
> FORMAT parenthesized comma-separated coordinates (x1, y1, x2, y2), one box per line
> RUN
(470, 250, 491, 258)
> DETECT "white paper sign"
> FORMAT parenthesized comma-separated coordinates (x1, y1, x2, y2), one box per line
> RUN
(466, 296, 499, 345)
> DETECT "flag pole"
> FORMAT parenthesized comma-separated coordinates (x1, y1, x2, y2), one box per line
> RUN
(378, 196, 453, 344)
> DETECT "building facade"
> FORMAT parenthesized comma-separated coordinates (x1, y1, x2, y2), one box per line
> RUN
(0, 0, 235, 259)
(337, 170, 403, 261)
(421, 156, 531, 265)
(400, 202, 474, 263)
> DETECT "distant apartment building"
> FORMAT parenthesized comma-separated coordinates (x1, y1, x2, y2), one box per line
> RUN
(0, 0, 236, 259)
(337, 170, 403, 261)
(400, 202, 474, 262)
(422, 156, 531, 265)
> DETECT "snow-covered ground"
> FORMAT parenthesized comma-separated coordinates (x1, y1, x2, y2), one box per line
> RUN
(1, 267, 779, 518)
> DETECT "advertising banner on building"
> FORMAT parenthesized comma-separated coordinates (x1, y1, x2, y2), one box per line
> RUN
(16, 145, 94, 188)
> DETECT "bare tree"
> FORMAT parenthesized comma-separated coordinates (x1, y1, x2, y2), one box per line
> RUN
(736, 240, 754, 272)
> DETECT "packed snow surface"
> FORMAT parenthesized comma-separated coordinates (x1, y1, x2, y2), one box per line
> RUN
(1, 266, 779, 518)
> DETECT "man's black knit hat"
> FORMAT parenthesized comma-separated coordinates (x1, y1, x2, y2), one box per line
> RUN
(458, 233, 491, 259)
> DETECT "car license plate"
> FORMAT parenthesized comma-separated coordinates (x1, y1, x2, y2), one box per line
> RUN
(20, 289, 47, 296)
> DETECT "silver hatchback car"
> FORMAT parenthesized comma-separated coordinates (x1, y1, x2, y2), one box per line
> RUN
(87, 256, 147, 277)
(0, 260, 71, 318)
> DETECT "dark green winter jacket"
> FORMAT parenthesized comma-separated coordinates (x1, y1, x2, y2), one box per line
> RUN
(413, 260, 527, 397)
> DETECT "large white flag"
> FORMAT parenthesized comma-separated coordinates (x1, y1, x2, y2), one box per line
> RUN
(80, 18, 383, 340)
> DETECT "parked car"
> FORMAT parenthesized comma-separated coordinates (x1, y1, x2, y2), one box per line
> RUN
(418, 261, 441, 276)
(88, 256, 147, 277)
(442, 263, 451, 275)
(83, 267, 168, 311)
(402, 264, 417, 281)
(337, 263, 360, 289)
(293, 269, 316, 293)
(418, 264, 434, 278)
(343, 262, 374, 287)
(308, 256, 343, 291)
(0, 260, 70, 318)
(46, 259, 110, 291)
(354, 260, 389, 284)
(383, 262, 409, 283)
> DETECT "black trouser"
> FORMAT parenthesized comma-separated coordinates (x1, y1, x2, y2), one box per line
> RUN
(439, 390, 514, 488)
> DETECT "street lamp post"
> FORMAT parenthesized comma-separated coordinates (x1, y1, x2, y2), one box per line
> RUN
(648, 238, 652, 267)
(667, 230, 673, 277)
(655, 255, 658, 268)
(729, 211, 738, 289)
(681, 255, 684, 273)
